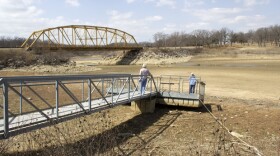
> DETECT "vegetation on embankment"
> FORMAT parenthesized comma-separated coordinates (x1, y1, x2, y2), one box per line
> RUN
(1, 46, 279, 69)
(0, 47, 202, 68)
(99, 47, 202, 65)
(0, 48, 70, 69)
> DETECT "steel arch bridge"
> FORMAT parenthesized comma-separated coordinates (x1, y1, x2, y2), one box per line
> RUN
(21, 25, 142, 51)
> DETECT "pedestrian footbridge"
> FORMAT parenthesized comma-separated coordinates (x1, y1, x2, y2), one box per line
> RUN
(0, 74, 205, 139)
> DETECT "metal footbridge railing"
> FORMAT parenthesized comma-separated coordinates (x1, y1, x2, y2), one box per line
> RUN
(0, 74, 205, 139)
(155, 75, 205, 107)
(0, 74, 158, 139)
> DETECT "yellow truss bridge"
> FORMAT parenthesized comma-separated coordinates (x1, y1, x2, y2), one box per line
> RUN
(21, 25, 142, 51)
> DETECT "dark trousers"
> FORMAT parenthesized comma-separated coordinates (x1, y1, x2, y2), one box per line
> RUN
(189, 85, 195, 94)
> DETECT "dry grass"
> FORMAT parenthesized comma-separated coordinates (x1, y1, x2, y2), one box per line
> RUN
(0, 49, 35, 68)
(0, 48, 70, 68)
(200, 46, 280, 58)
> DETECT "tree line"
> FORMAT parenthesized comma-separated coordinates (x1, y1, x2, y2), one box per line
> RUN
(0, 36, 26, 48)
(146, 24, 280, 48)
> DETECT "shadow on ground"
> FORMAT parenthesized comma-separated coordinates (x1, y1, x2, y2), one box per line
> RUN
(116, 50, 141, 65)
(5, 104, 212, 156)
(157, 104, 212, 113)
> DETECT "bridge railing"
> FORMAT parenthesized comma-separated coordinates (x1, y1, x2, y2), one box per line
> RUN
(155, 75, 203, 94)
(0, 74, 157, 138)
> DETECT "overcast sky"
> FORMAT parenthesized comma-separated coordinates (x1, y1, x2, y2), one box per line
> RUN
(0, 0, 279, 42)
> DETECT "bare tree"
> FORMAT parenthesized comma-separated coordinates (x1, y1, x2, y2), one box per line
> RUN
(254, 28, 269, 47)
(179, 33, 195, 47)
(210, 30, 220, 47)
(168, 32, 181, 48)
(269, 25, 280, 46)
(0, 36, 26, 48)
(245, 30, 255, 46)
(192, 29, 211, 47)
(153, 32, 167, 48)
(229, 31, 237, 46)
(219, 27, 232, 46)
(237, 32, 247, 45)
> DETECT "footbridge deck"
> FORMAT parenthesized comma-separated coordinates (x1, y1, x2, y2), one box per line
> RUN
(0, 74, 205, 139)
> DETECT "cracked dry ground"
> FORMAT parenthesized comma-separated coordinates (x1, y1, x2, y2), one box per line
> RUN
(2, 96, 279, 156)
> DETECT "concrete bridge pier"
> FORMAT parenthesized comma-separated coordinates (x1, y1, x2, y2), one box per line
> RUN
(131, 97, 156, 113)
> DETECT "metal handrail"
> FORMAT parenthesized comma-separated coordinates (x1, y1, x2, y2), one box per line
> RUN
(0, 74, 204, 139)
(0, 74, 157, 138)
(157, 75, 202, 94)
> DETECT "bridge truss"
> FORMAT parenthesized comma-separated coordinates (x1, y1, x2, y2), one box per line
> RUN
(21, 25, 142, 51)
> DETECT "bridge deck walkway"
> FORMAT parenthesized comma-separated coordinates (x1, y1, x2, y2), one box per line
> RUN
(0, 91, 157, 138)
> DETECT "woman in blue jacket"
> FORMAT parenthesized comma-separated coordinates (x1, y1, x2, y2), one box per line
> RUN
(189, 73, 196, 94)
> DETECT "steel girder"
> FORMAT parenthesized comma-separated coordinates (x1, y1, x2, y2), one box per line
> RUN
(21, 25, 142, 50)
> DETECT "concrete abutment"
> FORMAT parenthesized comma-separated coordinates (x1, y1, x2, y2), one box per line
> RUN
(131, 97, 156, 113)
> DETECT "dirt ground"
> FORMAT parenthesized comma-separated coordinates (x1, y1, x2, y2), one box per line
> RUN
(0, 47, 280, 155)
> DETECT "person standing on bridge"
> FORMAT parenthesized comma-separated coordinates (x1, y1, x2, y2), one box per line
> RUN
(139, 63, 152, 95)
(189, 73, 197, 94)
